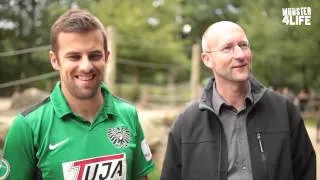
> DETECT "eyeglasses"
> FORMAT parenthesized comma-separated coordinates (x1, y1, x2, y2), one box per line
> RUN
(205, 41, 250, 54)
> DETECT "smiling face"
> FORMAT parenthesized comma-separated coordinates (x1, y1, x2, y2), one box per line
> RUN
(201, 22, 252, 85)
(50, 30, 109, 100)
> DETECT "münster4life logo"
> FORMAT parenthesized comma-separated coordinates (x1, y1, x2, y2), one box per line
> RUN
(282, 7, 311, 25)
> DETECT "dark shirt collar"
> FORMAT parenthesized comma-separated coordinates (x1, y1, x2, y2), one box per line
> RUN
(212, 81, 253, 114)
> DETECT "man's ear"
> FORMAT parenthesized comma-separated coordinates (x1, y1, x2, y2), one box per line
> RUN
(201, 53, 214, 68)
(50, 51, 60, 70)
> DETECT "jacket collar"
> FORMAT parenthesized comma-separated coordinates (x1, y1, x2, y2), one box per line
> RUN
(199, 74, 267, 112)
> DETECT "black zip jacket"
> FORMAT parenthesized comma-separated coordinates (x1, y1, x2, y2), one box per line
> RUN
(161, 76, 316, 180)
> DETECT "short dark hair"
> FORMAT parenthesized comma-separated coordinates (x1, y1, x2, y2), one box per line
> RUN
(50, 9, 107, 52)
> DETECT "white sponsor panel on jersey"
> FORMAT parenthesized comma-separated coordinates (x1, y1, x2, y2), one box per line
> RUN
(141, 139, 152, 161)
(62, 154, 126, 180)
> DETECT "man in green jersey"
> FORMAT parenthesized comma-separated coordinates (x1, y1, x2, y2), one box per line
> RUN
(3, 9, 155, 180)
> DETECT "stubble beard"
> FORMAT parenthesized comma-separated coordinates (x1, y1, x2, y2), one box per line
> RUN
(70, 81, 101, 100)
(57, 62, 102, 100)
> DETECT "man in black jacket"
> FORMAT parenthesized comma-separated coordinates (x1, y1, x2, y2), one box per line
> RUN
(161, 21, 316, 180)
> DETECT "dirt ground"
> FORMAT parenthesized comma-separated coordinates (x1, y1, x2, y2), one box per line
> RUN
(0, 98, 319, 179)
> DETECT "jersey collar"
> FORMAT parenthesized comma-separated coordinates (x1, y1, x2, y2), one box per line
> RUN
(100, 82, 116, 119)
(50, 81, 116, 120)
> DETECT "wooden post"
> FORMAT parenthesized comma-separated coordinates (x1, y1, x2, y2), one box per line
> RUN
(45, 80, 52, 92)
(190, 43, 200, 101)
(167, 68, 177, 105)
(105, 26, 117, 93)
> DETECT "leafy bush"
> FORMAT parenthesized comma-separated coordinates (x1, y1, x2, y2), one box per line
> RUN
(149, 169, 161, 180)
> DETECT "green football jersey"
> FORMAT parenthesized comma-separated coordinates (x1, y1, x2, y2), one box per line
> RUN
(3, 82, 155, 180)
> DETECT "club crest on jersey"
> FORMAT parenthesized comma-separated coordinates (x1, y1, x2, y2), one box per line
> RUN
(107, 127, 130, 148)
(62, 154, 126, 180)
(0, 158, 10, 179)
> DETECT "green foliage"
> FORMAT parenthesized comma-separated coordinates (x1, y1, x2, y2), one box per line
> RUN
(0, 0, 66, 94)
(149, 169, 161, 180)
(238, 0, 320, 92)
(1, 0, 319, 95)
(89, 0, 189, 84)
(180, 0, 240, 42)
(304, 118, 319, 128)
(115, 83, 141, 102)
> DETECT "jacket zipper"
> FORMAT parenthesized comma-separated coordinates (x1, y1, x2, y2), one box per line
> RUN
(256, 129, 268, 180)
(256, 131, 264, 153)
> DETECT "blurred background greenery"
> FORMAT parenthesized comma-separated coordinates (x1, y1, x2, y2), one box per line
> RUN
(0, 0, 319, 98)
(0, 0, 319, 177)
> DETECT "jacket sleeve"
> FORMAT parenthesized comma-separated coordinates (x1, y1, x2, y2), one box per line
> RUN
(3, 114, 37, 180)
(289, 102, 316, 180)
(161, 118, 182, 180)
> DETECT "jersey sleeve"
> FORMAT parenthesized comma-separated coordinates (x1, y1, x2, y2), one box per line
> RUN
(131, 109, 155, 179)
(3, 114, 37, 180)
